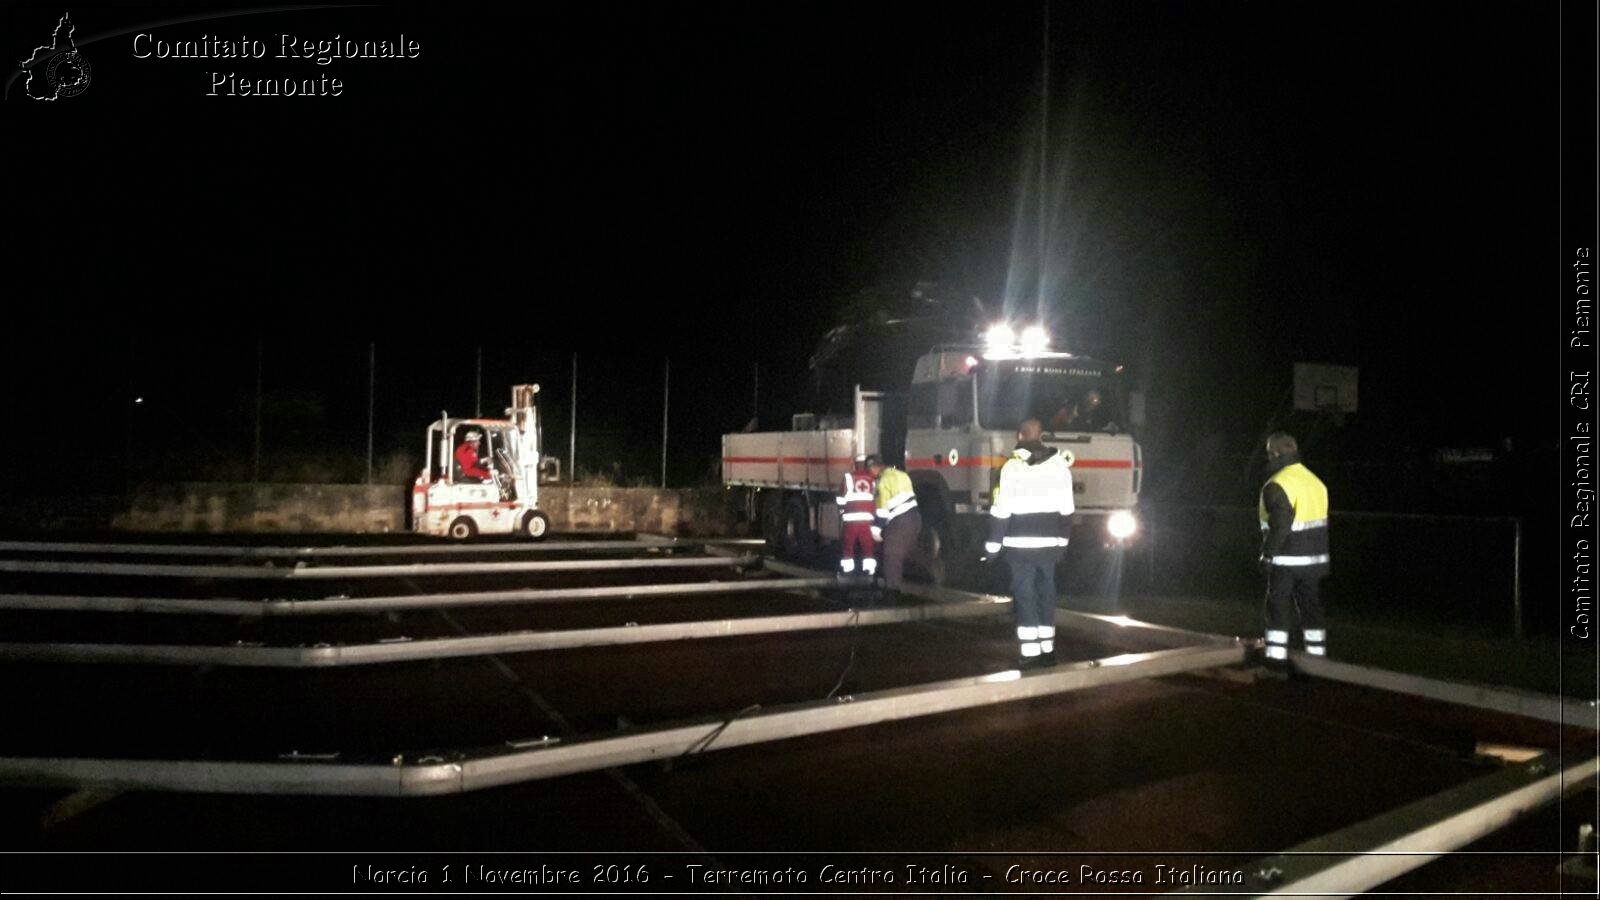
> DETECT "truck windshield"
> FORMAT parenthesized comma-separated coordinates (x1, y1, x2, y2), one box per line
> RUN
(977, 361, 1125, 434)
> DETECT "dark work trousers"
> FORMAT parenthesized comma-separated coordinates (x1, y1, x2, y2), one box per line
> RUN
(880, 508, 922, 591)
(1009, 551, 1061, 657)
(1264, 565, 1329, 664)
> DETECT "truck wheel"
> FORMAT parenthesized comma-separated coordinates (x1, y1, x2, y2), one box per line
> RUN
(447, 516, 477, 541)
(922, 520, 975, 587)
(760, 493, 786, 551)
(521, 510, 551, 541)
(908, 474, 957, 585)
(935, 517, 984, 588)
(924, 524, 949, 585)
(780, 495, 815, 561)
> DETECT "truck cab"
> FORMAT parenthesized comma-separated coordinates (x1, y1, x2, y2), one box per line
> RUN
(904, 345, 1141, 524)
(411, 384, 552, 540)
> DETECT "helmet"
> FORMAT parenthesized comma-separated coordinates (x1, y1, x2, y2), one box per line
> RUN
(465, 431, 482, 441)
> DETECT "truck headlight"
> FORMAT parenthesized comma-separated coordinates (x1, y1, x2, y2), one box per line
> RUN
(1106, 510, 1138, 541)
(1020, 325, 1049, 354)
(983, 322, 1016, 350)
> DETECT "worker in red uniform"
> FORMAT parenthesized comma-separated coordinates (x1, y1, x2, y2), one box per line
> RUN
(836, 454, 879, 577)
(455, 431, 492, 482)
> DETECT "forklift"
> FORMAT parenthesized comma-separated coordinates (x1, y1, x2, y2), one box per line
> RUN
(410, 384, 554, 540)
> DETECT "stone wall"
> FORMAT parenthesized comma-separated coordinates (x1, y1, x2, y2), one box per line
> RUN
(113, 483, 407, 534)
(104, 483, 743, 536)
(538, 486, 742, 536)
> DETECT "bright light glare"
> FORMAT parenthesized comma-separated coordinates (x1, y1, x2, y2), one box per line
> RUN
(1107, 510, 1138, 540)
(984, 322, 1015, 348)
(1020, 325, 1049, 353)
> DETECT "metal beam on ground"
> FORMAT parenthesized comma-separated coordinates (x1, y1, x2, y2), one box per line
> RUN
(39, 789, 123, 831)
(0, 555, 755, 581)
(0, 596, 1008, 667)
(1293, 651, 1599, 730)
(0, 537, 682, 559)
(0, 642, 1246, 796)
(0, 594, 265, 616)
(899, 581, 1238, 651)
(1176, 754, 1600, 896)
(757, 556, 1236, 651)
(0, 576, 832, 617)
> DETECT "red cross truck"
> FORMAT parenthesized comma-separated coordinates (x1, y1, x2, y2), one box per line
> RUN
(722, 327, 1143, 582)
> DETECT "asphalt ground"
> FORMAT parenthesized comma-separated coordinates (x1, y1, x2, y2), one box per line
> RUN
(3, 669, 1592, 892)
(0, 535, 1594, 895)
(0, 620, 1131, 760)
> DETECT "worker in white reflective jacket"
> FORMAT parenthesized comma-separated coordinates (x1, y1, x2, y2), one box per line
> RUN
(986, 418, 1074, 668)
(1258, 431, 1331, 672)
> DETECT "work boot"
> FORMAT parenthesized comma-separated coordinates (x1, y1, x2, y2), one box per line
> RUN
(1040, 648, 1057, 667)
(1243, 643, 1289, 679)
(1257, 662, 1290, 682)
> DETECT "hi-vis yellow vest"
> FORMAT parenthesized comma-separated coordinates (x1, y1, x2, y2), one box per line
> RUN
(875, 467, 918, 522)
(1259, 462, 1329, 566)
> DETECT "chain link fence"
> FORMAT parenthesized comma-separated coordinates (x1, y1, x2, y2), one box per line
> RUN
(1126, 506, 1523, 638)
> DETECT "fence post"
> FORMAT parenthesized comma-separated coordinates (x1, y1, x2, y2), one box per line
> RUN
(1512, 517, 1523, 641)
(568, 353, 577, 484)
(366, 343, 375, 485)
(660, 358, 670, 488)
(253, 338, 263, 482)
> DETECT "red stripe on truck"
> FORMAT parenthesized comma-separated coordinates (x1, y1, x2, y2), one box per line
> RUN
(905, 457, 1135, 470)
(723, 456, 854, 466)
(729, 455, 1135, 469)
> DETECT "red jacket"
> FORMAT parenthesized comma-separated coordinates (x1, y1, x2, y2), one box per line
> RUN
(836, 467, 877, 523)
(455, 442, 491, 480)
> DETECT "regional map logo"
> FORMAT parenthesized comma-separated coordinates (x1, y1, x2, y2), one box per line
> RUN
(21, 13, 91, 100)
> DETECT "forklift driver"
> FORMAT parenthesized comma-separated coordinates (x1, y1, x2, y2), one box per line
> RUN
(454, 431, 493, 483)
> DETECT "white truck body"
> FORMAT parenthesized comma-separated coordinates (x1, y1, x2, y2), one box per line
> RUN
(723, 388, 882, 542)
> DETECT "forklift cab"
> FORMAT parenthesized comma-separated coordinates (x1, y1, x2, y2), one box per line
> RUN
(440, 422, 514, 491)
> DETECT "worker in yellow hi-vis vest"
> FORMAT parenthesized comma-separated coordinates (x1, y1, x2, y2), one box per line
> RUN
(1258, 431, 1330, 671)
(870, 456, 921, 596)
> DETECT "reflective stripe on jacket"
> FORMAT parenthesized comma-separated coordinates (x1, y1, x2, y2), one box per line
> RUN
(875, 467, 918, 523)
(988, 444, 1074, 551)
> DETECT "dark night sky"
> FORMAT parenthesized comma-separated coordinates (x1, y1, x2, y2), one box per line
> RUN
(0, 1, 1579, 507)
